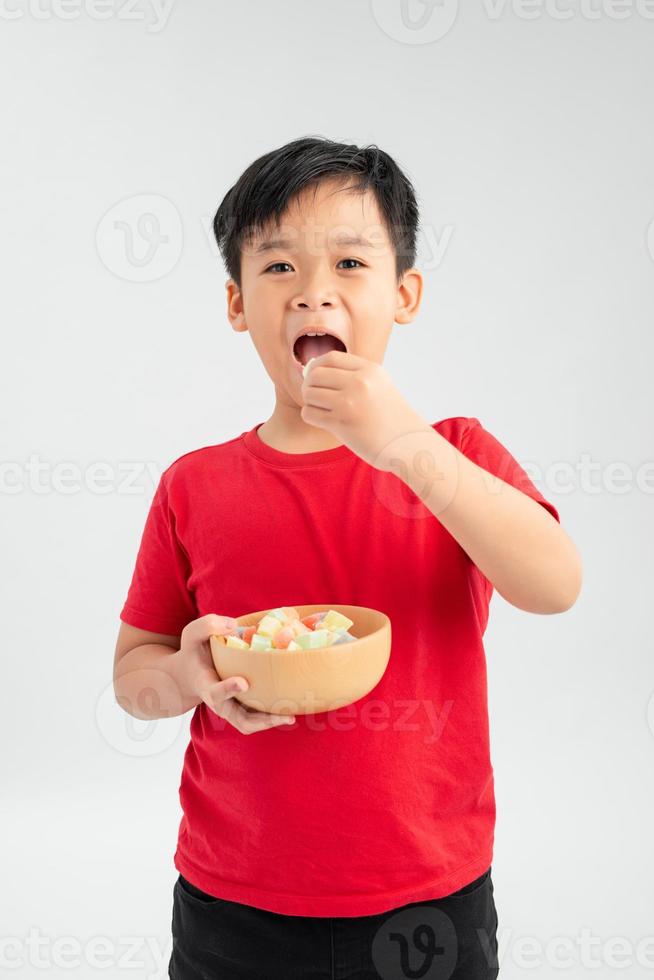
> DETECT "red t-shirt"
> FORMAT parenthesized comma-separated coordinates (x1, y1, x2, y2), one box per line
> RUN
(120, 416, 560, 917)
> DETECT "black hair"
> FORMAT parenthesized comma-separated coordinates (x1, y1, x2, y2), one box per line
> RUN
(212, 135, 420, 290)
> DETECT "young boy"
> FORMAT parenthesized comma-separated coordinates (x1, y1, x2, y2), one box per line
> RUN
(114, 136, 582, 980)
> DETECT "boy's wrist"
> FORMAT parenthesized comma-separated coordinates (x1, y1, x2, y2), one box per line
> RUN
(168, 648, 203, 714)
(114, 643, 200, 720)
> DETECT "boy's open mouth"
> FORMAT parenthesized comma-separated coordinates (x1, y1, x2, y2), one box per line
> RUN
(292, 332, 347, 366)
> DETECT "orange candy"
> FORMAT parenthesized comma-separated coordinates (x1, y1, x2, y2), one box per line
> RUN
(242, 625, 257, 645)
(301, 613, 325, 629)
(272, 626, 295, 649)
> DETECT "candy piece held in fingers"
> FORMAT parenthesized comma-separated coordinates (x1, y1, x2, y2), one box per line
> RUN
(302, 357, 316, 378)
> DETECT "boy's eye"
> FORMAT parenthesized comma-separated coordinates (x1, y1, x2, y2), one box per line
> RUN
(265, 262, 293, 274)
(264, 259, 364, 273)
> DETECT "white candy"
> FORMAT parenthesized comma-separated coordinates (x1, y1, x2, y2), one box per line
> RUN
(302, 357, 316, 379)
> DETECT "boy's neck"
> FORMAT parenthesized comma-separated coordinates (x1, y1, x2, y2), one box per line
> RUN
(257, 404, 345, 455)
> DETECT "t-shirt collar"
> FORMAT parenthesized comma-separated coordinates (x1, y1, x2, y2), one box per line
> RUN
(242, 422, 353, 467)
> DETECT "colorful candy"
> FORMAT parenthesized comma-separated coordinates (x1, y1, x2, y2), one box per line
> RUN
(215, 607, 357, 651)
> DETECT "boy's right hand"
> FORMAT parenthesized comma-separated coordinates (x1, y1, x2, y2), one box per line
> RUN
(176, 614, 296, 734)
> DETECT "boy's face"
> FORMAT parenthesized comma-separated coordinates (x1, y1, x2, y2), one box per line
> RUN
(225, 177, 422, 409)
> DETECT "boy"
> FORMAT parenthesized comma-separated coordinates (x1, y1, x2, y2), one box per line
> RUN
(114, 136, 582, 979)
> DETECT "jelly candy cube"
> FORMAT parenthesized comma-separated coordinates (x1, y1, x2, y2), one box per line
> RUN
(321, 610, 354, 632)
(295, 628, 331, 650)
(273, 626, 295, 649)
(257, 615, 284, 638)
(225, 634, 249, 650)
(250, 633, 273, 651)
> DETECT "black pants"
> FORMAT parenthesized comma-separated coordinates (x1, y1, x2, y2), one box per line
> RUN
(169, 866, 499, 979)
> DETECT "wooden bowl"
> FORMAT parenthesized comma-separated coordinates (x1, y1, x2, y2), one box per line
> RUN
(209, 604, 391, 715)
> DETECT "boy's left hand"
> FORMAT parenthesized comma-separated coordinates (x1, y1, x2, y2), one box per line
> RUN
(300, 350, 432, 471)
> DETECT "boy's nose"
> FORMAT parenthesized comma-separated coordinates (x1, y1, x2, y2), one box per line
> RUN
(294, 296, 336, 310)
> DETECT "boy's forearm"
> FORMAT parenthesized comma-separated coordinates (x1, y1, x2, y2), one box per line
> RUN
(389, 427, 582, 614)
(113, 644, 200, 719)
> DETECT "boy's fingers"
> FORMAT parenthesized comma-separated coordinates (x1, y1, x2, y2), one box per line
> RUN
(203, 680, 295, 733)
(183, 614, 238, 645)
(237, 706, 296, 733)
(200, 677, 245, 706)
(220, 699, 295, 734)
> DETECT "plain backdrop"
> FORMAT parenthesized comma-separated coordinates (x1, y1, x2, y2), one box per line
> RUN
(2, 2, 653, 978)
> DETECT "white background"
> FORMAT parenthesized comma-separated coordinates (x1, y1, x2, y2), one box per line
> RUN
(2, 1, 653, 977)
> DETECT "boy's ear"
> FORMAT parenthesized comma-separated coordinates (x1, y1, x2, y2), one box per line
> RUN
(225, 278, 248, 333)
(394, 268, 423, 325)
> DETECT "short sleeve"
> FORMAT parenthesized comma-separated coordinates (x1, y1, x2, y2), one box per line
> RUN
(461, 417, 560, 524)
(120, 474, 198, 635)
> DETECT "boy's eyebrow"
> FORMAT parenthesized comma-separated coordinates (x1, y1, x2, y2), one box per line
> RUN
(253, 233, 378, 254)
